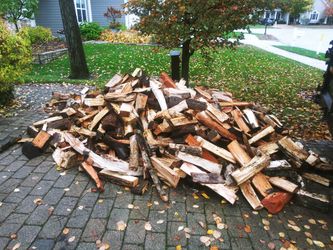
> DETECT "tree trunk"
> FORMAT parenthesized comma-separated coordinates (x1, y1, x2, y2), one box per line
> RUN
(264, 24, 268, 35)
(181, 40, 191, 86)
(14, 21, 19, 32)
(59, 0, 89, 79)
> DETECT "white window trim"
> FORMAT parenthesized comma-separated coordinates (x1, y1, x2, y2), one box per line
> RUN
(74, 0, 91, 23)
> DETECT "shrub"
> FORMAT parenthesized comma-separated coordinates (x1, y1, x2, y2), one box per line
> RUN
(80, 22, 104, 41)
(0, 20, 31, 105)
(100, 30, 151, 44)
(19, 26, 53, 45)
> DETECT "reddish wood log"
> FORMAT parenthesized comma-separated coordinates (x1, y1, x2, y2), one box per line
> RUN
(160, 72, 177, 88)
(81, 161, 104, 192)
(261, 192, 293, 214)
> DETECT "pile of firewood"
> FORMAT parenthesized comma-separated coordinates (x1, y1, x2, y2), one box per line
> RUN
(21, 69, 332, 213)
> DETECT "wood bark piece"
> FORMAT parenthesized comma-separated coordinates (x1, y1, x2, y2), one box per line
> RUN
(52, 148, 78, 169)
(160, 72, 177, 88)
(220, 102, 253, 107)
(302, 173, 330, 187)
(33, 116, 63, 127)
(177, 151, 222, 174)
(191, 173, 224, 184)
(150, 80, 168, 111)
(231, 109, 250, 133)
(135, 93, 148, 112)
(180, 162, 238, 204)
(194, 87, 212, 100)
(154, 119, 172, 135)
(251, 172, 273, 197)
(224, 164, 237, 186)
(206, 104, 229, 123)
(32, 131, 51, 150)
(169, 116, 197, 127)
(81, 161, 104, 192)
(99, 169, 139, 188)
(296, 189, 331, 212)
(89, 107, 109, 131)
(119, 103, 132, 117)
(261, 192, 293, 214)
(129, 135, 139, 171)
(78, 110, 99, 124)
(265, 160, 292, 171)
(48, 118, 72, 130)
(70, 126, 96, 138)
(231, 154, 270, 185)
(151, 157, 180, 188)
(227, 140, 251, 167)
(195, 136, 236, 164)
(243, 109, 260, 130)
(248, 126, 275, 145)
(196, 111, 236, 141)
(106, 74, 123, 88)
(269, 177, 299, 193)
(185, 134, 219, 163)
(278, 137, 309, 167)
(168, 143, 202, 156)
(240, 181, 263, 210)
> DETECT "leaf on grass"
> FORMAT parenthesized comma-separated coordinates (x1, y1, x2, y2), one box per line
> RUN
(62, 228, 69, 235)
(144, 222, 152, 231)
(68, 236, 75, 243)
(244, 225, 251, 233)
(116, 221, 127, 231)
(313, 240, 325, 248)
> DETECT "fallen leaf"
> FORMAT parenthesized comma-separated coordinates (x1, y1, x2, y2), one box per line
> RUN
(200, 236, 211, 246)
(60, 171, 66, 176)
(220, 199, 227, 204)
(264, 226, 270, 231)
(193, 205, 199, 208)
(185, 232, 191, 239)
(128, 204, 134, 209)
(213, 230, 221, 239)
(14, 188, 20, 193)
(318, 220, 327, 225)
(268, 214, 273, 218)
(99, 243, 110, 250)
(144, 222, 152, 231)
(175, 245, 182, 250)
(252, 211, 258, 215)
(158, 210, 165, 214)
(64, 188, 70, 192)
(262, 219, 270, 226)
(98, 199, 104, 203)
(10, 233, 17, 239)
(78, 206, 84, 210)
(198, 221, 206, 229)
(178, 226, 184, 231)
(331, 236, 333, 242)
(184, 228, 191, 233)
(288, 220, 296, 226)
(313, 240, 325, 248)
(207, 229, 214, 235)
(306, 238, 313, 245)
(308, 219, 316, 224)
(62, 228, 70, 235)
(217, 223, 225, 230)
(304, 232, 312, 238)
(279, 232, 285, 238)
(304, 225, 310, 229)
(154, 201, 159, 205)
(210, 246, 218, 250)
(12, 243, 20, 250)
(268, 242, 275, 250)
(33, 198, 43, 205)
(244, 225, 251, 233)
(243, 213, 250, 219)
(192, 193, 199, 200)
(68, 236, 75, 243)
(288, 224, 301, 232)
(116, 221, 127, 231)
(201, 192, 210, 199)
(157, 220, 164, 224)
(322, 224, 328, 230)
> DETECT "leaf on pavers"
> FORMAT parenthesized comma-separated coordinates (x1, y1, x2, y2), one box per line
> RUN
(294, 214, 302, 219)
(193, 205, 199, 208)
(201, 192, 210, 199)
(184, 227, 191, 239)
(306, 238, 313, 245)
(264, 226, 270, 231)
(33, 198, 43, 205)
(116, 221, 127, 231)
(64, 188, 70, 192)
(60, 171, 66, 176)
(267, 214, 273, 218)
(175, 245, 182, 250)
(144, 222, 152, 231)
(128, 204, 134, 209)
(304, 225, 310, 230)
(158, 210, 165, 214)
(10, 233, 17, 239)
(156, 220, 164, 224)
(288, 220, 296, 226)
(308, 219, 316, 224)
(244, 225, 251, 233)
(243, 213, 250, 219)
(288, 224, 301, 232)
(220, 199, 227, 204)
(331, 236, 333, 242)
(14, 188, 20, 193)
(116, 191, 123, 194)
(210, 246, 218, 250)
(279, 232, 285, 238)
(98, 199, 104, 203)
(212, 213, 222, 225)
(217, 223, 226, 230)
(213, 230, 221, 239)
(198, 221, 206, 229)
(12, 242, 21, 250)
(313, 240, 325, 248)
(192, 193, 199, 200)
(252, 211, 259, 215)
(267, 242, 275, 250)
(207, 229, 213, 235)
(321, 224, 328, 230)
(262, 219, 270, 226)
(178, 226, 184, 231)
(154, 201, 159, 206)
(62, 228, 70, 235)
(48, 206, 54, 215)
(147, 202, 153, 208)
(99, 243, 110, 250)
(304, 232, 312, 238)
(78, 205, 84, 210)
(0, 202, 2, 207)
(68, 236, 76, 243)
(317, 219, 327, 225)
(200, 236, 211, 246)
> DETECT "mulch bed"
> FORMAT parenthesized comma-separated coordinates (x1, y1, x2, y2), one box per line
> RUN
(32, 40, 67, 54)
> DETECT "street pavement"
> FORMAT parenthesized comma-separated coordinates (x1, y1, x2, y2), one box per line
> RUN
(0, 84, 332, 249)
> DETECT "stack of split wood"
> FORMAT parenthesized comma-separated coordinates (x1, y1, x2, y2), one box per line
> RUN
(21, 69, 332, 213)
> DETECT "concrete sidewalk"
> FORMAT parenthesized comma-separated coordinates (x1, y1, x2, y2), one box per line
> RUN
(241, 34, 327, 71)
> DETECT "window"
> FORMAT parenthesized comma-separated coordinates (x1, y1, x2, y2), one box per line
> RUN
(310, 11, 319, 20)
(75, 0, 88, 23)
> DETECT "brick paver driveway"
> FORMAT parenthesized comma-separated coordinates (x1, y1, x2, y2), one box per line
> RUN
(0, 84, 332, 250)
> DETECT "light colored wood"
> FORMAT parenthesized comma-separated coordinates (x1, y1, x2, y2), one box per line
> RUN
(248, 126, 275, 145)
(99, 169, 139, 188)
(33, 116, 63, 127)
(278, 137, 309, 165)
(177, 152, 222, 174)
(105, 74, 123, 88)
(81, 161, 104, 191)
(231, 154, 270, 185)
(269, 177, 299, 193)
(104, 92, 136, 102)
(243, 109, 259, 130)
(185, 134, 219, 163)
(135, 93, 148, 112)
(70, 126, 96, 138)
(191, 173, 224, 184)
(258, 142, 279, 155)
(84, 96, 105, 107)
(132, 68, 142, 77)
(305, 153, 320, 167)
(150, 80, 168, 111)
(154, 119, 172, 135)
(52, 148, 78, 169)
(119, 103, 132, 117)
(60, 107, 77, 117)
(266, 160, 292, 171)
(129, 135, 139, 171)
(220, 102, 253, 107)
(32, 130, 51, 149)
(227, 140, 251, 167)
(78, 110, 99, 124)
(163, 88, 191, 98)
(180, 162, 238, 204)
(170, 116, 197, 127)
(240, 181, 263, 210)
(195, 136, 236, 164)
(151, 157, 180, 188)
(206, 103, 229, 123)
(89, 107, 109, 131)
(194, 87, 212, 100)
(231, 109, 250, 133)
(252, 172, 272, 197)
(302, 173, 330, 187)
(168, 143, 202, 156)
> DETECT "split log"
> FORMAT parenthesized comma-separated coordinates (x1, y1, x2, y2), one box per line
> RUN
(220, 102, 253, 107)
(27, 126, 39, 138)
(81, 161, 104, 192)
(231, 153, 270, 185)
(104, 92, 136, 102)
(84, 97, 105, 107)
(227, 140, 251, 168)
(242, 134, 255, 157)
(169, 116, 197, 127)
(180, 162, 238, 204)
(231, 109, 250, 133)
(196, 111, 237, 141)
(206, 130, 221, 143)
(168, 143, 202, 156)
(191, 173, 224, 184)
(194, 86, 212, 100)
(89, 107, 109, 131)
(195, 136, 236, 164)
(22, 142, 43, 159)
(248, 126, 275, 145)
(185, 134, 219, 163)
(177, 151, 222, 174)
(302, 173, 330, 187)
(105, 74, 123, 88)
(296, 189, 331, 212)
(52, 148, 78, 169)
(224, 164, 237, 186)
(278, 137, 309, 167)
(243, 109, 260, 130)
(99, 169, 139, 188)
(251, 172, 273, 197)
(160, 72, 177, 88)
(258, 142, 279, 155)
(33, 116, 63, 127)
(48, 118, 72, 130)
(32, 130, 51, 150)
(261, 192, 293, 214)
(240, 181, 263, 210)
(70, 126, 96, 138)
(163, 88, 191, 99)
(269, 177, 299, 193)
(305, 153, 320, 167)
(186, 99, 207, 111)
(78, 110, 99, 124)
(103, 134, 130, 160)
(154, 119, 172, 135)
(119, 103, 132, 117)
(135, 93, 148, 113)
(129, 135, 139, 171)
(151, 157, 180, 188)
(206, 104, 229, 123)
(265, 160, 292, 171)
(150, 80, 168, 111)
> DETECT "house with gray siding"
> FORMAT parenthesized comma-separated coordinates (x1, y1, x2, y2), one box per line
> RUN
(35, 0, 132, 34)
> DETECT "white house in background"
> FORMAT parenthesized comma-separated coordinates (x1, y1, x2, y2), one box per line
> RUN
(264, 0, 331, 25)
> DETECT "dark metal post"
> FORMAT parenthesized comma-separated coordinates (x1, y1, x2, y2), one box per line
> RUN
(170, 50, 181, 81)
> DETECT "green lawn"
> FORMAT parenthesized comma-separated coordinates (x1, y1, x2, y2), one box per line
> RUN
(274, 45, 326, 61)
(22, 43, 326, 139)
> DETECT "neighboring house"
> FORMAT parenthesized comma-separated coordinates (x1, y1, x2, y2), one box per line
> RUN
(34, 0, 135, 35)
(263, 0, 331, 25)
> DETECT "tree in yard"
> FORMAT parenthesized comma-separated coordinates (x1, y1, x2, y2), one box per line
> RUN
(0, 0, 39, 31)
(104, 6, 122, 29)
(59, 0, 89, 79)
(282, 0, 312, 23)
(324, 0, 333, 23)
(125, 0, 266, 84)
